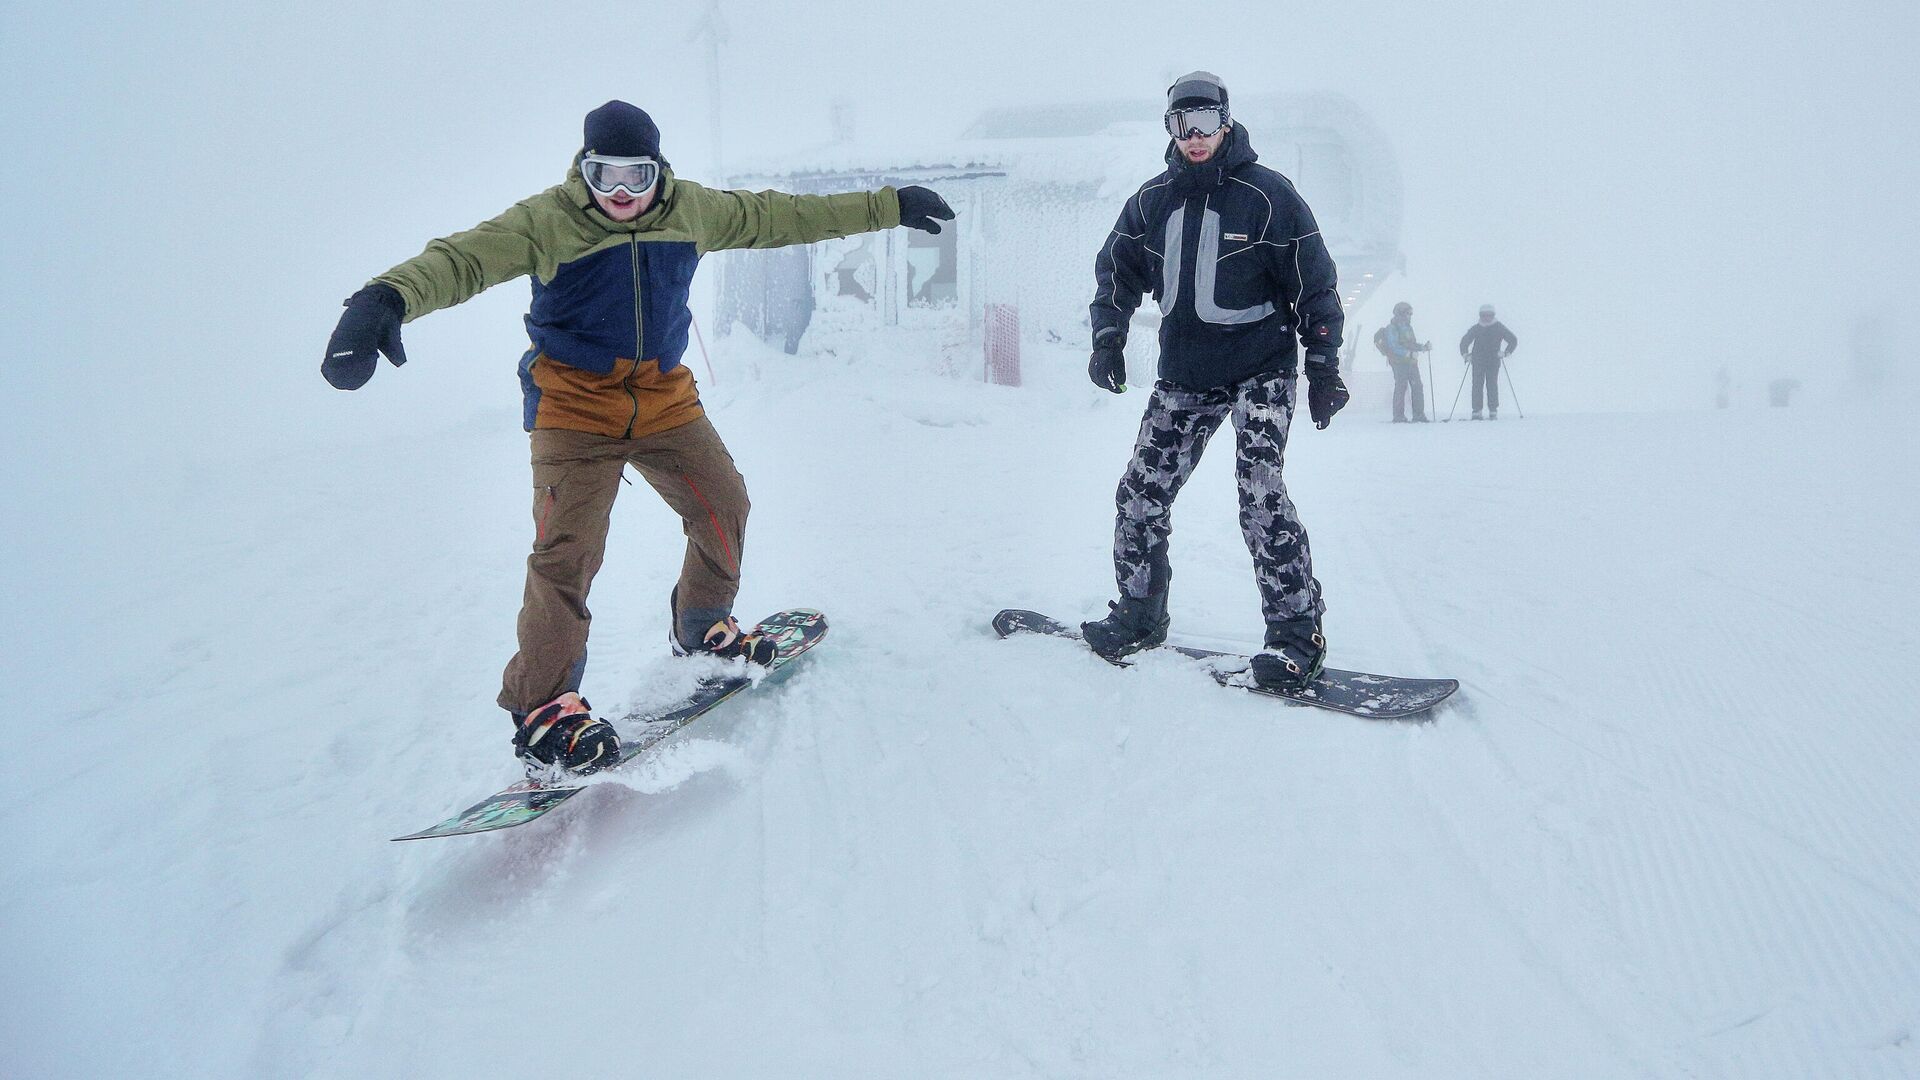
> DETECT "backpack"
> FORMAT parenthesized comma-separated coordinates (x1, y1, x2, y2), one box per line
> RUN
(1372, 327, 1390, 357)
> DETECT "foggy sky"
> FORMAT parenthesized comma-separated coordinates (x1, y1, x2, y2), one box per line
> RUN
(3, 0, 1916, 458)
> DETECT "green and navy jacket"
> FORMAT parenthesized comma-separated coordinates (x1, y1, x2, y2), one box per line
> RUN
(376, 163, 900, 437)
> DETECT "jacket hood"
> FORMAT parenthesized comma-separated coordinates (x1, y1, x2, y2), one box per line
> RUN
(1163, 123, 1259, 192)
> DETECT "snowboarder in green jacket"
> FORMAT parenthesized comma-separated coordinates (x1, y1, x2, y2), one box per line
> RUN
(322, 100, 953, 775)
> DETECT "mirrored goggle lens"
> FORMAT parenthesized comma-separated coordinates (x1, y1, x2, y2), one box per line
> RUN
(583, 158, 659, 194)
(1165, 106, 1226, 139)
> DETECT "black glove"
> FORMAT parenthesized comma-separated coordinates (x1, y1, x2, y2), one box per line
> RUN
(1088, 328, 1127, 393)
(323, 284, 408, 391)
(1303, 356, 1349, 430)
(897, 185, 955, 234)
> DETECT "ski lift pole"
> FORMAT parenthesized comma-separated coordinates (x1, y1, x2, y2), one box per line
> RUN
(1500, 353, 1524, 418)
(689, 314, 717, 383)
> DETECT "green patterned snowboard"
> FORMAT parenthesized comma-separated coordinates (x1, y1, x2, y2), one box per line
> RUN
(393, 609, 828, 841)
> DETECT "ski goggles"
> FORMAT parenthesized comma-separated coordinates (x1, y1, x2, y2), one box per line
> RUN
(1164, 105, 1228, 140)
(581, 154, 660, 197)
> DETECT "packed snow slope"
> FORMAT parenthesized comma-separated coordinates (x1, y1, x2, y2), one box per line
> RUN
(6, 338, 1917, 1079)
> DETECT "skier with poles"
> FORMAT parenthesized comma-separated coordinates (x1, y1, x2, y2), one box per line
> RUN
(1458, 303, 1518, 420)
(320, 100, 953, 776)
(1382, 301, 1431, 422)
(1081, 71, 1350, 690)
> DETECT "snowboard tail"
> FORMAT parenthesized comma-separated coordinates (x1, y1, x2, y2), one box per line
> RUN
(393, 609, 828, 841)
(992, 608, 1456, 720)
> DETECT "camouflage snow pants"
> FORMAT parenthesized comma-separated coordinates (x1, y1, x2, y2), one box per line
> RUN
(1112, 370, 1325, 625)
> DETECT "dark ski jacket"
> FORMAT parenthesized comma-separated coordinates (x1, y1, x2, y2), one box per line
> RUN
(1091, 125, 1344, 390)
(1460, 321, 1518, 362)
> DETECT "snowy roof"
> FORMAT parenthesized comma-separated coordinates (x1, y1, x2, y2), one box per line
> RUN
(726, 129, 1158, 201)
(727, 91, 1402, 219)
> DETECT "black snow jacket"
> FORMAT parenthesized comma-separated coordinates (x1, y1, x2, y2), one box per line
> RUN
(1091, 125, 1344, 390)
(1460, 321, 1518, 362)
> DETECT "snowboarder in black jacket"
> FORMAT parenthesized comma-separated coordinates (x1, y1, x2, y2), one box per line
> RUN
(1081, 71, 1348, 690)
(1459, 304, 1518, 419)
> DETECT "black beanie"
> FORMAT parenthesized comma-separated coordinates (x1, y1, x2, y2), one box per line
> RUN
(583, 100, 662, 158)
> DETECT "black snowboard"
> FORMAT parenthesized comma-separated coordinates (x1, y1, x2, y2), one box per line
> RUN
(993, 608, 1457, 721)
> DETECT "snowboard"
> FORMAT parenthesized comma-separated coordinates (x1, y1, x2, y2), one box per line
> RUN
(992, 608, 1456, 720)
(392, 609, 828, 841)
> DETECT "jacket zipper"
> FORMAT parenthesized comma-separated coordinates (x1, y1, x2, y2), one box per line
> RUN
(623, 236, 643, 438)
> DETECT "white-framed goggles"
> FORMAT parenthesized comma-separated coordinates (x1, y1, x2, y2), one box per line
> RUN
(1164, 105, 1228, 140)
(582, 154, 660, 197)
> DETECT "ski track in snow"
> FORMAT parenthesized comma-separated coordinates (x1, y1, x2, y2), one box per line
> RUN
(6, 340, 1918, 1078)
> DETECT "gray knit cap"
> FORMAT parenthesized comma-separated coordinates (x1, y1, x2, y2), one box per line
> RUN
(1167, 71, 1228, 109)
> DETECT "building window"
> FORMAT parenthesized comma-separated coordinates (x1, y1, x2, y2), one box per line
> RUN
(827, 236, 880, 302)
(904, 223, 958, 307)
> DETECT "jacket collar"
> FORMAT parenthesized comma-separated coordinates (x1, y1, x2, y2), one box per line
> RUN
(1163, 123, 1258, 194)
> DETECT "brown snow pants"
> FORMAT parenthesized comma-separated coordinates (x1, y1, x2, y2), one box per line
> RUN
(497, 417, 748, 714)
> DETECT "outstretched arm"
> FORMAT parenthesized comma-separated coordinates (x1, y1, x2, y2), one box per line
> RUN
(373, 198, 544, 320)
(326, 197, 544, 390)
(688, 182, 903, 253)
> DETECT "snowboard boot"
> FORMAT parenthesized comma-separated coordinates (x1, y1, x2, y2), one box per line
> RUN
(1080, 592, 1170, 660)
(512, 691, 619, 777)
(670, 587, 776, 666)
(1250, 616, 1327, 691)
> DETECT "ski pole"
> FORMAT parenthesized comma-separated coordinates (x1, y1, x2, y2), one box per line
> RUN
(1445, 359, 1468, 421)
(1501, 355, 1525, 418)
(1424, 348, 1436, 420)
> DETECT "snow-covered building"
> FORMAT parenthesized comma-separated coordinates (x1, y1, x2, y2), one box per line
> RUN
(717, 94, 1403, 382)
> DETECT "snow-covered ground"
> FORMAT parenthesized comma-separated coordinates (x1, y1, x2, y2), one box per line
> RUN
(6, 336, 1916, 1078)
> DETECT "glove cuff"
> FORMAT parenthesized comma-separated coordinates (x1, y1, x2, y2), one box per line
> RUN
(349, 282, 407, 319)
(1303, 352, 1339, 371)
(1093, 327, 1126, 349)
